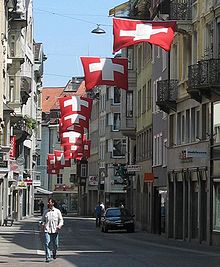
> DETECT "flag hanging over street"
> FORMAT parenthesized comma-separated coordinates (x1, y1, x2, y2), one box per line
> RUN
(59, 96, 93, 118)
(59, 118, 85, 134)
(81, 57, 128, 90)
(60, 131, 82, 146)
(113, 18, 176, 53)
(47, 154, 59, 174)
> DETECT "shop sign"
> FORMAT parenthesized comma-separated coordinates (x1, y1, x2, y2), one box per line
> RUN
(186, 148, 208, 158)
(88, 176, 98, 186)
(10, 136, 16, 159)
(127, 165, 142, 172)
(144, 173, 154, 183)
(0, 161, 8, 168)
(54, 184, 75, 191)
(23, 179, 33, 185)
(17, 181, 27, 188)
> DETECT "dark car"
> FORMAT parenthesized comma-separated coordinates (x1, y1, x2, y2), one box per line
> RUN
(101, 207, 135, 233)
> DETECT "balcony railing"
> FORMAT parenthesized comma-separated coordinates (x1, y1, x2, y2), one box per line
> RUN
(20, 76, 32, 104)
(188, 59, 220, 101)
(170, 0, 192, 20)
(156, 79, 178, 113)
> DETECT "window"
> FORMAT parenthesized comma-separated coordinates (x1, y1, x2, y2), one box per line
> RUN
(113, 113, 120, 131)
(127, 47, 133, 69)
(191, 108, 196, 142)
(126, 91, 133, 118)
(162, 50, 167, 71)
(142, 85, 146, 113)
(169, 114, 175, 146)
(213, 184, 220, 231)
(147, 79, 152, 111)
(137, 45, 142, 73)
(181, 113, 185, 143)
(137, 90, 141, 117)
(177, 113, 181, 145)
(113, 139, 126, 157)
(81, 163, 87, 177)
(113, 87, 121, 104)
(163, 139, 167, 167)
(196, 109, 200, 139)
(57, 174, 63, 184)
(186, 109, 190, 143)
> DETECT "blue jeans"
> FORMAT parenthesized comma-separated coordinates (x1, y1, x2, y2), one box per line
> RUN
(44, 232, 59, 260)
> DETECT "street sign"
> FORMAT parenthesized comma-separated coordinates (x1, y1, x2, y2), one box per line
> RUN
(16, 156, 25, 165)
(127, 165, 142, 172)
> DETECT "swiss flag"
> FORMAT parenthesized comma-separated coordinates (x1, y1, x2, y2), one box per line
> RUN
(59, 96, 93, 119)
(64, 145, 83, 159)
(59, 119, 84, 134)
(47, 154, 59, 174)
(60, 113, 89, 131)
(113, 18, 176, 53)
(60, 131, 82, 146)
(81, 57, 128, 90)
(83, 140, 91, 158)
(54, 150, 71, 169)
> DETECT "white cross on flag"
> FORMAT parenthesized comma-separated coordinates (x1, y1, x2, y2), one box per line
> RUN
(60, 131, 82, 146)
(61, 113, 89, 130)
(59, 96, 93, 118)
(81, 57, 128, 90)
(59, 119, 84, 134)
(47, 154, 59, 174)
(113, 18, 176, 53)
(54, 150, 71, 169)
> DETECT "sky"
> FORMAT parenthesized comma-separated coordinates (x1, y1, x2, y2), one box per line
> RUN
(33, 0, 124, 87)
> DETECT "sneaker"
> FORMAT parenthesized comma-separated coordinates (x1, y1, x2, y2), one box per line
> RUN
(52, 251, 57, 259)
(45, 258, 51, 263)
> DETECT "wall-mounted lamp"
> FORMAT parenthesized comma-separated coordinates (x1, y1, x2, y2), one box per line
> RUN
(91, 24, 106, 34)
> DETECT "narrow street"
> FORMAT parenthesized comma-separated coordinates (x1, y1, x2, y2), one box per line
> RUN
(0, 215, 220, 267)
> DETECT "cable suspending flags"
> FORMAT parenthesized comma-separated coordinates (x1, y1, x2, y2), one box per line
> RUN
(81, 57, 128, 90)
(113, 17, 176, 53)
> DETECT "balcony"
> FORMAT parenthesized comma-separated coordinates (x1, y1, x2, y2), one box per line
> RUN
(156, 79, 178, 113)
(150, 0, 191, 20)
(188, 59, 220, 102)
(20, 76, 32, 104)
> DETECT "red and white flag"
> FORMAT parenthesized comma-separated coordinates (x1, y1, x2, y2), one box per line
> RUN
(59, 119, 84, 134)
(59, 96, 93, 118)
(47, 154, 59, 174)
(61, 113, 89, 130)
(60, 131, 82, 146)
(83, 140, 91, 158)
(81, 57, 128, 90)
(113, 18, 176, 53)
(64, 145, 83, 159)
(54, 150, 71, 169)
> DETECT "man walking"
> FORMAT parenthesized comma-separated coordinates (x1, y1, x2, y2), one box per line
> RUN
(41, 198, 64, 262)
(95, 202, 102, 227)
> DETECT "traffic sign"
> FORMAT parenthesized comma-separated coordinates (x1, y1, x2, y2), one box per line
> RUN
(127, 165, 142, 172)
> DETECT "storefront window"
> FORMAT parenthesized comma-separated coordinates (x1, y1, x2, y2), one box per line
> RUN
(213, 184, 220, 230)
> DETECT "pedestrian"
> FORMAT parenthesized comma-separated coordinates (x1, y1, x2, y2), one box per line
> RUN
(39, 200, 44, 216)
(41, 198, 64, 263)
(95, 202, 102, 227)
(100, 202, 105, 215)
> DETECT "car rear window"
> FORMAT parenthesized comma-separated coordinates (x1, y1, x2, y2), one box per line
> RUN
(106, 209, 121, 217)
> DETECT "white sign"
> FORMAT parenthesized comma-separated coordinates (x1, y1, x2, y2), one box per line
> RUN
(127, 165, 142, 172)
(88, 176, 98, 186)
(186, 148, 208, 158)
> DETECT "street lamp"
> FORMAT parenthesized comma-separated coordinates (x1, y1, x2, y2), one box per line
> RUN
(91, 24, 106, 34)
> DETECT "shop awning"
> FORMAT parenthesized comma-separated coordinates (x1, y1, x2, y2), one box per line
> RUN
(34, 187, 53, 195)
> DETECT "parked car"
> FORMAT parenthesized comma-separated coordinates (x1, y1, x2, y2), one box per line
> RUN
(101, 207, 135, 233)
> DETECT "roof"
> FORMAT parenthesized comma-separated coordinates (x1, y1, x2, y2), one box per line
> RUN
(34, 187, 53, 195)
(50, 81, 87, 110)
(42, 87, 64, 113)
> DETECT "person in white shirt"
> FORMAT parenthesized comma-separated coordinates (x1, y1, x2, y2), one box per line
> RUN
(41, 198, 64, 262)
